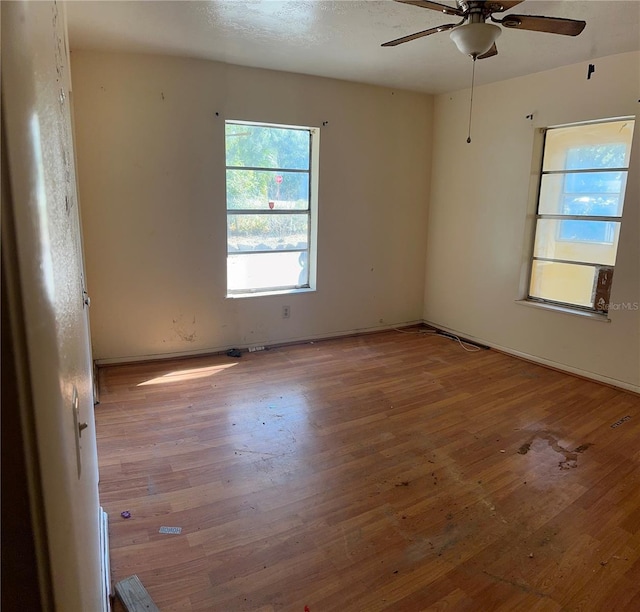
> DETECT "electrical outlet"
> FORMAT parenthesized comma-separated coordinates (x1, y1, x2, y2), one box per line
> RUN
(282, 305, 290, 319)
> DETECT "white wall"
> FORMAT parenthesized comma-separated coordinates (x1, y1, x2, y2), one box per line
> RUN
(72, 51, 433, 362)
(424, 52, 640, 391)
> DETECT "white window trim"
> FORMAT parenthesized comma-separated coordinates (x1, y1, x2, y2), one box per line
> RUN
(224, 121, 319, 297)
(515, 299, 610, 322)
(524, 117, 635, 315)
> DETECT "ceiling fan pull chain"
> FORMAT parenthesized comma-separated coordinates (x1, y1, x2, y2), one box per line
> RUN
(467, 57, 476, 144)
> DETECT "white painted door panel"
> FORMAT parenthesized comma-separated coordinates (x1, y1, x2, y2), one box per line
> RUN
(2, 1, 103, 610)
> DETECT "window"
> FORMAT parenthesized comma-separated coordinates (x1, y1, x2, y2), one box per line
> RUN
(529, 118, 635, 314)
(225, 121, 319, 296)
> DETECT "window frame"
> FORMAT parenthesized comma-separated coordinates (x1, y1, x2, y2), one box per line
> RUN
(224, 120, 319, 298)
(527, 117, 635, 315)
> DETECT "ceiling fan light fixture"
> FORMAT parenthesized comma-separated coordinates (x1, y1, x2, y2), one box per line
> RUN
(450, 23, 501, 57)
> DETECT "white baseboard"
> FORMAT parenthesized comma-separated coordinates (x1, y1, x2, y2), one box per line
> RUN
(423, 319, 640, 394)
(93, 320, 424, 366)
(99, 507, 111, 612)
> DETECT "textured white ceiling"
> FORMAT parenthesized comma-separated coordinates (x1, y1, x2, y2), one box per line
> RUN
(66, 0, 640, 94)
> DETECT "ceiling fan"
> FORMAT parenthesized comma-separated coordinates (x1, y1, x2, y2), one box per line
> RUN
(382, 0, 586, 59)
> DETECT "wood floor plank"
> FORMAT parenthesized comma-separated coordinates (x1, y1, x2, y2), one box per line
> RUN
(96, 329, 640, 610)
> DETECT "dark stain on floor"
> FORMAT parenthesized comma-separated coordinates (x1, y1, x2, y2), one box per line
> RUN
(517, 431, 592, 469)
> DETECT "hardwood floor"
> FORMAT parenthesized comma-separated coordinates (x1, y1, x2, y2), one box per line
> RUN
(96, 329, 640, 611)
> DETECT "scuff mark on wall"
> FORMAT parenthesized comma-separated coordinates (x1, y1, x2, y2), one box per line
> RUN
(172, 314, 197, 343)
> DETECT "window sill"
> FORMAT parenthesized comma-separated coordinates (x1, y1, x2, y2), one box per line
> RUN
(515, 299, 611, 322)
(226, 287, 316, 299)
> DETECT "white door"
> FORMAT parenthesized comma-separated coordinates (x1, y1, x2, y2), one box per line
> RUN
(2, 1, 104, 610)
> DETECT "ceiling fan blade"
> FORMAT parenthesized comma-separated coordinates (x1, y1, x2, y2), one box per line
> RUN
(477, 43, 498, 59)
(485, 1, 524, 12)
(501, 14, 586, 36)
(381, 23, 458, 47)
(395, 0, 465, 17)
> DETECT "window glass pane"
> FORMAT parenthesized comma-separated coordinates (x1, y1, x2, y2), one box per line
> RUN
(227, 251, 308, 292)
(531, 119, 634, 312)
(227, 214, 308, 253)
(226, 169, 309, 211)
(538, 173, 627, 216)
(542, 120, 634, 172)
(533, 219, 620, 264)
(529, 261, 595, 308)
(225, 124, 310, 169)
(224, 120, 317, 296)
(565, 144, 627, 170)
(558, 220, 618, 245)
(562, 170, 626, 195)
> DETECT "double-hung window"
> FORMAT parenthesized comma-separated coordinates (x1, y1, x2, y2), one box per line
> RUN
(529, 118, 635, 314)
(225, 121, 318, 296)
